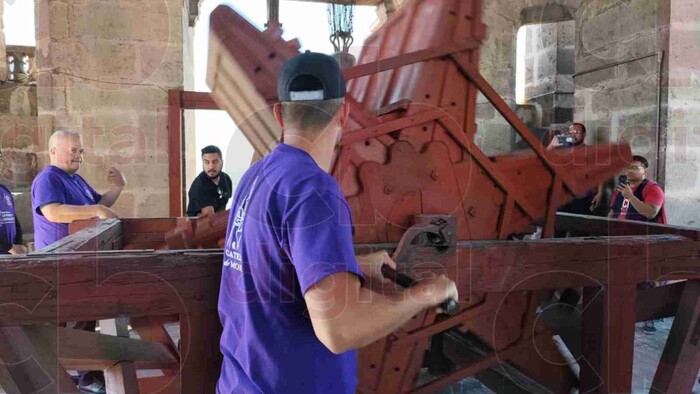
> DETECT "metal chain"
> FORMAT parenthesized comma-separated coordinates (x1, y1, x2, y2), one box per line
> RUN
(327, 1, 355, 53)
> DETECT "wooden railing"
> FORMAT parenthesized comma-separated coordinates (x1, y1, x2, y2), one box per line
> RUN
(0, 218, 223, 393)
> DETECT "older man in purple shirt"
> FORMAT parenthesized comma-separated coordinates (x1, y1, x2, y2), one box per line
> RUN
(31, 130, 125, 250)
(30, 129, 126, 394)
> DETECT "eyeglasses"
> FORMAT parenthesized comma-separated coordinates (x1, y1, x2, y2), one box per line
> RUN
(217, 187, 223, 198)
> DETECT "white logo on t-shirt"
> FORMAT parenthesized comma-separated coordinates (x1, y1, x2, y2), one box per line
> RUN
(224, 176, 258, 271)
(83, 186, 94, 202)
(3, 194, 11, 208)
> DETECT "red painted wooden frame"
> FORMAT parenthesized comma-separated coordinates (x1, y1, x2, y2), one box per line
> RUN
(167, 91, 219, 217)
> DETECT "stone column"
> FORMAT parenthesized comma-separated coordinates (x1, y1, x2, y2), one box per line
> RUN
(662, 0, 700, 226)
(0, 0, 7, 81)
(34, 0, 185, 218)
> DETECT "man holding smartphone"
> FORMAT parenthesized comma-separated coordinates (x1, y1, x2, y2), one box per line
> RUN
(609, 155, 666, 224)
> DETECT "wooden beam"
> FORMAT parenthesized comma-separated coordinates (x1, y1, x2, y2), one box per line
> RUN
(41, 219, 122, 253)
(652, 280, 700, 392)
(22, 325, 178, 371)
(102, 317, 140, 394)
(105, 362, 140, 394)
(580, 285, 637, 393)
(180, 313, 222, 393)
(343, 41, 481, 81)
(180, 91, 219, 110)
(554, 212, 700, 240)
(168, 90, 184, 217)
(636, 281, 684, 322)
(0, 326, 79, 393)
(0, 250, 222, 324)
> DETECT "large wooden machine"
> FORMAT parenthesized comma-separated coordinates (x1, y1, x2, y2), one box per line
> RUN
(205, 0, 700, 393)
(1, 0, 700, 393)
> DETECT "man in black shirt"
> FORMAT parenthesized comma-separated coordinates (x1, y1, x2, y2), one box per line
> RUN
(186, 145, 233, 217)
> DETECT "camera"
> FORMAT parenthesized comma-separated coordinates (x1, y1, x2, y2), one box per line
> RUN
(556, 134, 575, 147)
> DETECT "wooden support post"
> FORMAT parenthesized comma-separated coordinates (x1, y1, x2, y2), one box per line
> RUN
(580, 284, 637, 393)
(105, 362, 139, 394)
(102, 317, 140, 394)
(168, 90, 184, 217)
(179, 313, 222, 393)
(651, 280, 700, 393)
(0, 325, 79, 393)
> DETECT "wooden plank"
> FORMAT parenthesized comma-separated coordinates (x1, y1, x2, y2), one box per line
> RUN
(555, 212, 700, 240)
(652, 280, 700, 393)
(636, 281, 684, 322)
(580, 284, 637, 393)
(343, 41, 480, 81)
(105, 362, 140, 394)
(0, 360, 22, 394)
(41, 219, 122, 253)
(180, 91, 219, 110)
(168, 90, 184, 217)
(541, 175, 562, 238)
(4, 238, 700, 326)
(22, 325, 178, 371)
(0, 250, 222, 324)
(102, 317, 140, 394)
(0, 326, 80, 393)
(137, 376, 180, 394)
(180, 313, 222, 393)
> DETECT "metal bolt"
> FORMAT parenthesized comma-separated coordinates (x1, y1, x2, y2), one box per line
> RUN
(430, 170, 439, 180)
(467, 206, 476, 218)
(384, 186, 393, 195)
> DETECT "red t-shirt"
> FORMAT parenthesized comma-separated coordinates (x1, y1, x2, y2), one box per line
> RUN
(610, 180, 667, 224)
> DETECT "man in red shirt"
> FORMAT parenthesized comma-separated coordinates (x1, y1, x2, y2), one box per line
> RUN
(609, 155, 666, 333)
(609, 155, 666, 223)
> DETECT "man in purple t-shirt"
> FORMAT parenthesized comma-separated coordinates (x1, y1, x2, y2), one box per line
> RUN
(0, 183, 26, 255)
(217, 52, 458, 394)
(31, 130, 126, 250)
(30, 130, 126, 394)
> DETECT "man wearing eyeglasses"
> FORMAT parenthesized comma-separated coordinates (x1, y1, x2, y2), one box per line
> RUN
(609, 155, 666, 224)
(187, 145, 232, 217)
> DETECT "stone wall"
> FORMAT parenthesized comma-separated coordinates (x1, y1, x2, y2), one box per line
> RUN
(34, 0, 185, 218)
(0, 84, 39, 236)
(475, 0, 579, 155)
(574, 0, 663, 176)
(517, 21, 575, 136)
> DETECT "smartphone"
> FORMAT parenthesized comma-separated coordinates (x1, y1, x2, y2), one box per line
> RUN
(618, 175, 628, 185)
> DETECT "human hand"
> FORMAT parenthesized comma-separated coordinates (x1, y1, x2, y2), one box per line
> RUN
(8, 244, 27, 255)
(108, 167, 127, 188)
(356, 250, 396, 288)
(616, 183, 634, 200)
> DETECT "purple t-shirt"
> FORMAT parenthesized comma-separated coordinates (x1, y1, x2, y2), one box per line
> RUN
(0, 185, 18, 247)
(31, 165, 101, 250)
(217, 143, 364, 394)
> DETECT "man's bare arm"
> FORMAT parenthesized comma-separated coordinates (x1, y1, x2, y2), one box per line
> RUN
(304, 272, 457, 354)
(40, 203, 117, 223)
(98, 187, 123, 208)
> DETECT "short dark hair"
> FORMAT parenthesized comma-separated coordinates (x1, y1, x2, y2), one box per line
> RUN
(201, 145, 222, 158)
(280, 98, 344, 132)
(571, 122, 586, 134)
(632, 155, 649, 168)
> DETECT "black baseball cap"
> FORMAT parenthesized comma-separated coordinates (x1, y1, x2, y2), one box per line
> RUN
(277, 51, 346, 102)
